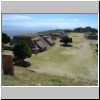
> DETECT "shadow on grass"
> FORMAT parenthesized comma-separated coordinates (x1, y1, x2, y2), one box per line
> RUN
(60, 44, 72, 47)
(13, 58, 18, 62)
(13, 59, 31, 68)
(96, 50, 98, 52)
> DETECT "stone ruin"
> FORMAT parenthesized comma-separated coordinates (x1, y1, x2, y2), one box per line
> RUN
(39, 35, 55, 46)
(50, 31, 68, 38)
(8, 35, 55, 54)
(2, 54, 14, 75)
(84, 32, 98, 40)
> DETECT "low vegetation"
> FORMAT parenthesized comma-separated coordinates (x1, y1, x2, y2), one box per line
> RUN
(60, 36, 72, 46)
(73, 26, 98, 33)
(50, 35, 57, 40)
(2, 66, 97, 86)
(12, 40, 32, 62)
(2, 33, 10, 44)
(12, 40, 32, 67)
(2, 32, 98, 86)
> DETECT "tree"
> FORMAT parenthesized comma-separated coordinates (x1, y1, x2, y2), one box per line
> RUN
(12, 40, 32, 61)
(60, 36, 72, 45)
(84, 26, 92, 32)
(73, 26, 98, 33)
(50, 35, 57, 40)
(64, 29, 72, 33)
(91, 28, 98, 33)
(2, 33, 10, 44)
(73, 27, 84, 32)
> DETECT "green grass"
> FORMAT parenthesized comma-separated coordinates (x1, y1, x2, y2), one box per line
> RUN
(2, 50, 13, 55)
(2, 66, 97, 86)
(17, 33, 36, 36)
(89, 44, 98, 64)
(2, 32, 98, 86)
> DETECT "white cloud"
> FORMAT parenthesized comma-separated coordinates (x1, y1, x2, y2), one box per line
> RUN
(70, 19, 80, 22)
(2, 14, 33, 20)
(42, 18, 65, 22)
(2, 15, 82, 29)
(16, 21, 82, 29)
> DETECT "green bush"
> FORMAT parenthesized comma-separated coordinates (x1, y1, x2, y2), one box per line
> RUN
(50, 36, 57, 40)
(12, 40, 32, 61)
(2, 33, 10, 44)
(60, 36, 72, 45)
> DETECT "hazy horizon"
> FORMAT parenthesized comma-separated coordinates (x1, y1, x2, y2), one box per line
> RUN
(2, 14, 98, 38)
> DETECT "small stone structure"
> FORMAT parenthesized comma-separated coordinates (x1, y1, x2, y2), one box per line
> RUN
(2, 54, 14, 75)
(9, 35, 55, 53)
(50, 32, 68, 38)
(39, 36, 51, 48)
(84, 32, 98, 40)
(33, 38, 47, 52)
(42, 36, 55, 46)
(3, 44, 12, 50)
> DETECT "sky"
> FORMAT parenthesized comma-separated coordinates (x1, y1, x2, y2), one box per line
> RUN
(2, 14, 98, 37)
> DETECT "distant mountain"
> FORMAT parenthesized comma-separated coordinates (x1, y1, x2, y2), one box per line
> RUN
(2, 25, 57, 38)
(2, 25, 98, 38)
(73, 27, 98, 33)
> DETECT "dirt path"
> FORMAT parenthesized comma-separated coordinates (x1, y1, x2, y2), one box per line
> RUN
(26, 33, 98, 83)
(80, 40, 91, 55)
(79, 39, 98, 80)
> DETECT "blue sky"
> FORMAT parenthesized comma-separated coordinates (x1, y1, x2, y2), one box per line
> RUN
(2, 14, 98, 29)
(2, 14, 98, 36)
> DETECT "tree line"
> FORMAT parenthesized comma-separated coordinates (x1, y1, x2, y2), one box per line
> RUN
(2, 33, 32, 65)
(72, 26, 98, 33)
(37, 26, 98, 35)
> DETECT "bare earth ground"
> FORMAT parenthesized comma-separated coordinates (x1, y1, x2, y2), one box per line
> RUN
(26, 33, 98, 82)
(2, 33, 98, 85)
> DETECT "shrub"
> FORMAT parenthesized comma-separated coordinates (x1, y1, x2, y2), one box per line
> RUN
(12, 40, 32, 61)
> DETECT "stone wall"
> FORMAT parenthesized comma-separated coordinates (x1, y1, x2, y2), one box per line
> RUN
(2, 54, 14, 75)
